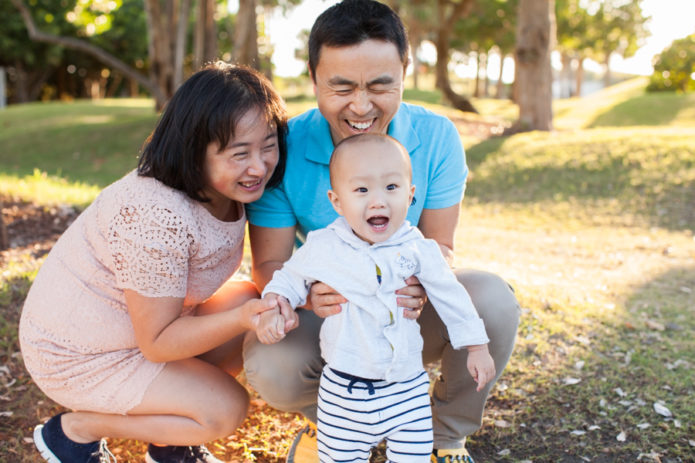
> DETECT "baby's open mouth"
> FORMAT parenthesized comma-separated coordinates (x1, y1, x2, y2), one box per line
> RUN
(367, 216, 389, 230)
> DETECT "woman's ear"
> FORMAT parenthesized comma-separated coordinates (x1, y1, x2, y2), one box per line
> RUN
(327, 190, 343, 216)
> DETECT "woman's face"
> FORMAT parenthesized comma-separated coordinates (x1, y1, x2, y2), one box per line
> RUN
(202, 107, 279, 216)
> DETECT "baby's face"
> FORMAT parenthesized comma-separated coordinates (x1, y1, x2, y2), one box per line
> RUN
(328, 140, 414, 244)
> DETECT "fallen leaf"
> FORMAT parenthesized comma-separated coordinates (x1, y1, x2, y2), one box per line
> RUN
(616, 431, 627, 442)
(689, 439, 695, 447)
(588, 425, 601, 431)
(497, 449, 511, 456)
(653, 402, 672, 417)
(494, 419, 511, 428)
(574, 361, 585, 371)
(570, 430, 586, 436)
(637, 422, 650, 430)
(23, 437, 33, 444)
(0, 411, 12, 417)
(645, 320, 665, 331)
(614, 387, 627, 397)
(563, 377, 581, 385)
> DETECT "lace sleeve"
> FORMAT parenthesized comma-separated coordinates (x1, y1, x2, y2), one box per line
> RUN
(107, 203, 194, 298)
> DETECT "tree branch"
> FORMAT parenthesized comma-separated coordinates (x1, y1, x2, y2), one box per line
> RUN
(10, 0, 166, 107)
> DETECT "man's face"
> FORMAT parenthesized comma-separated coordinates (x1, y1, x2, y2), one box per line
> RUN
(312, 39, 405, 145)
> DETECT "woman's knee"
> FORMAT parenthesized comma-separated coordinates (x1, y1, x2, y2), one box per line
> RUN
(197, 378, 250, 439)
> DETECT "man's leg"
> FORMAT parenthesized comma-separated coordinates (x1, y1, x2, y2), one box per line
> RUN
(242, 309, 324, 422)
(420, 269, 520, 449)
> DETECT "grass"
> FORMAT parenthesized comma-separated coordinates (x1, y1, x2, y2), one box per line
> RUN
(1, 79, 695, 462)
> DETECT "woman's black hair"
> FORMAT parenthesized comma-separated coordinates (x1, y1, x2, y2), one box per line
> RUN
(308, 0, 409, 80)
(138, 62, 288, 202)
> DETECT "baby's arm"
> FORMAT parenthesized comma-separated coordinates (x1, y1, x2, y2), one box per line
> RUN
(466, 344, 496, 391)
(256, 293, 298, 344)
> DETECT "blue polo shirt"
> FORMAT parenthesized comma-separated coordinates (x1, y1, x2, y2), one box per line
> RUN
(247, 102, 468, 245)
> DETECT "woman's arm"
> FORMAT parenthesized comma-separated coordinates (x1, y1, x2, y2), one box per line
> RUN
(125, 290, 275, 362)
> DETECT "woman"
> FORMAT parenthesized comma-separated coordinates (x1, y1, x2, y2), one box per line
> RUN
(19, 62, 296, 463)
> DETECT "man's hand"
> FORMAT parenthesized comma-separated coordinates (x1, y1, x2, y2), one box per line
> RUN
(396, 276, 427, 320)
(308, 282, 346, 318)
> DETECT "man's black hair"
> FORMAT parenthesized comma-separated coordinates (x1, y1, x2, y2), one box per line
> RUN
(308, 0, 409, 80)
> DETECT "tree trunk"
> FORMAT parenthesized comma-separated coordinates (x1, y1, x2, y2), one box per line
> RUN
(434, 0, 477, 113)
(496, 53, 505, 98)
(234, 0, 259, 69)
(0, 205, 8, 251)
(482, 52, 490, 97)
(603, 54, 612, 88)
(576, 56, 585, 97)
(174, 0, 192, 87)
(13, 0, 168, 108)
(560, 52, 572, 98)
(512, 0, 555, 132)
(473, 52, 481, 98)
(194, 0, 218, 71)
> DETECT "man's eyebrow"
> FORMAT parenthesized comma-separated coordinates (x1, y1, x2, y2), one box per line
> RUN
(328, 76, 357, 86)
(367, 76, 395, 86)
(327, 75, 396, 87)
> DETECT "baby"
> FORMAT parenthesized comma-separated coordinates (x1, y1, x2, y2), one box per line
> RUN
(257, 133, 495, 462)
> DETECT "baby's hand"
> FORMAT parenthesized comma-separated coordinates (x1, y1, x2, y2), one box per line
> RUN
(466, 344, 496, 392)
(256, 307, 285, 344)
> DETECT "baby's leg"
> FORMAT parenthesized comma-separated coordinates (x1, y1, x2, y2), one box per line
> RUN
(384, 374, 433, 463)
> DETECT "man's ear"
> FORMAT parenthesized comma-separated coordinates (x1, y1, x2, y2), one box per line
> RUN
(309, 64, 318, 96)
(327, 190, 343, 216)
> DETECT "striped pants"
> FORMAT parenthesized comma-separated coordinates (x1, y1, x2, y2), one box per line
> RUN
(317, 366, 433, 463)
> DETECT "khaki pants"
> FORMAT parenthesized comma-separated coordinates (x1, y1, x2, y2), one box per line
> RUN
(243, 269, 520, 449)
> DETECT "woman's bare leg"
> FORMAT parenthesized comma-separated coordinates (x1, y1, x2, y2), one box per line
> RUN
(58, 280, 262, 446)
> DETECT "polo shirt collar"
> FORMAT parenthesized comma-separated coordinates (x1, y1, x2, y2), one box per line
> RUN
(304, 103, 421, 165)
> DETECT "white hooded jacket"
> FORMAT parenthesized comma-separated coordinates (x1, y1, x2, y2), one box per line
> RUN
(262, 217, 489, 382)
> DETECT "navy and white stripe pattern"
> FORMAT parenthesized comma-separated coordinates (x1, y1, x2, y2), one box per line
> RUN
(317, 366, 433, 463)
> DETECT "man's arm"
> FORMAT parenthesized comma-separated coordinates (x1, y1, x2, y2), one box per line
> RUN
(418, 203, 460, 266)
(249, 224, 297, 291)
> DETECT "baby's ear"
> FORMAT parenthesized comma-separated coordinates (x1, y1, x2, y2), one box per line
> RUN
(327, 190, 343, 215)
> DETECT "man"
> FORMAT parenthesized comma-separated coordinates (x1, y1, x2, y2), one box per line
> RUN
(243, 1, 520, 462)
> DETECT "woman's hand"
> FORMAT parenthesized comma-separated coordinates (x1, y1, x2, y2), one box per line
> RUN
(396, 276, 427, 320)
(308, 282, 347, 318)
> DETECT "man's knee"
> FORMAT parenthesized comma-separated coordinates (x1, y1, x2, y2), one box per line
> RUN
(243, 332, 322, 412)
(455, 269, 519, 321)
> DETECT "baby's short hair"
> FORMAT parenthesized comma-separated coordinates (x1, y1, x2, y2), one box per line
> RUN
(329, 133, 411, 187)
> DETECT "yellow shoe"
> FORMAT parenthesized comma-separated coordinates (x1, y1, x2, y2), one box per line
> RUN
(431, 446, 476, 463)
(287, 422, 318, 463)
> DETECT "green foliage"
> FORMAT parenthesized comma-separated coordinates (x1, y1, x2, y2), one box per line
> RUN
(647, 34, 695, 93)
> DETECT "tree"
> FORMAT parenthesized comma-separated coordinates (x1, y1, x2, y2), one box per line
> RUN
(11, 0, 169, 108)
(433, 0, 478, 113)
(594, 0, 649, 86)
(0, 0, 73, 103)
(647, 34, 695, 93)
(556, 0, 592, 97)
(513, 0, 555, 131)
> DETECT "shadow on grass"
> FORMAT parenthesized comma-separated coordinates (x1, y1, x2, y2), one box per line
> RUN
(469, 264, 695, 462)
(589, 92, 695, 128)
(463, 133, 695, 231)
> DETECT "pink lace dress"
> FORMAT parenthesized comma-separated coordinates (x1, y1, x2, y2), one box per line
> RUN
(19, 171, 246, 414)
